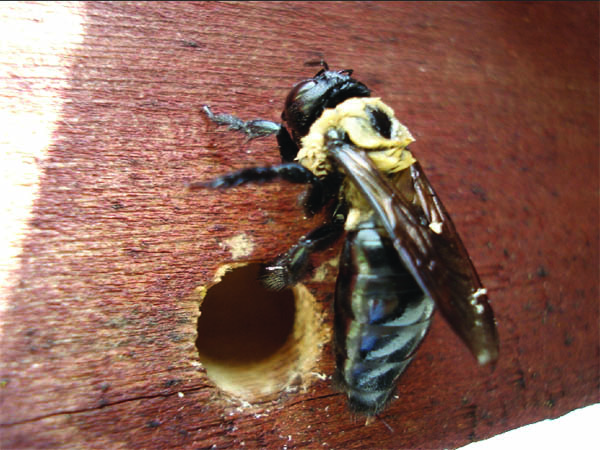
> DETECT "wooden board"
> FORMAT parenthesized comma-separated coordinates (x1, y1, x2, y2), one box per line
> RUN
(1, 2, 598, 448)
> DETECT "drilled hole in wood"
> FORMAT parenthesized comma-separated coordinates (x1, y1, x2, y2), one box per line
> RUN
(195, 262, 329, 403)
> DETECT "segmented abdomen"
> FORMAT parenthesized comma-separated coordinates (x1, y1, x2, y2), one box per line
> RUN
(334, 220, 435, 415)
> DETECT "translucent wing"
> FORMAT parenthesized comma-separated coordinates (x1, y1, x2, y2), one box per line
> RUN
(329, 142, 499, 365)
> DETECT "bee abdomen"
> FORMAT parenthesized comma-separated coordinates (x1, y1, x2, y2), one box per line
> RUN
(334, 222, 435, 415)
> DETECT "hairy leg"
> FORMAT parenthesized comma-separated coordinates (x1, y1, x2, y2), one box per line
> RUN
(188, 163, 342, 216)
(203, 105, 299, 162)
(261, 202, 347, 290)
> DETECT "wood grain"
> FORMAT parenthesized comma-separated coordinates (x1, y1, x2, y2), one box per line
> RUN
(1, 2, 598, 448)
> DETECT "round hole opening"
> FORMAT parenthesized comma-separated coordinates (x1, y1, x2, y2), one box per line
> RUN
(196, 263, 306, 401)
(196, 263, 295, 363)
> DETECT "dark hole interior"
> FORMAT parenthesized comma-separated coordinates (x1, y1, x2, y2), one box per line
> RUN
(196, 263, 296, 365)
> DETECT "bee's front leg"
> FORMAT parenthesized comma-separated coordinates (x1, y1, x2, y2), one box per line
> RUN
(202, 105, 299, 162)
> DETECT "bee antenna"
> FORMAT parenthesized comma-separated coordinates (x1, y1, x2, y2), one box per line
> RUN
(304, 58, 329, 71)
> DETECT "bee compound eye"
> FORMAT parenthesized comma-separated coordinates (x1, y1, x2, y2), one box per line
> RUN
(193, 262, 328, 402)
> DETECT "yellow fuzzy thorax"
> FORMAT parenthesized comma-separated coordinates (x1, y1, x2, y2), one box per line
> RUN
(296, 97, 416, 177)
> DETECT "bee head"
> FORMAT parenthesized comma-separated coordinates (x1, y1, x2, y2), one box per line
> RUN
(282, 69, 371, 144)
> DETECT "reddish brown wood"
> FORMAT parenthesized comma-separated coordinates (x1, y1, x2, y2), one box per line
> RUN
(1, 2, 598, 448)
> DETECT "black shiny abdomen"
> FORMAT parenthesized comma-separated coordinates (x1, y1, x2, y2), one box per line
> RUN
(334, 220, 435, 415)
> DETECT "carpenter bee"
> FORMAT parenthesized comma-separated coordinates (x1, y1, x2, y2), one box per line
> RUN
(189, 62, 499, 416)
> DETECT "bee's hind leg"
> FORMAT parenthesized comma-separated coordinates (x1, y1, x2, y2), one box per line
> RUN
(261, 201, 347, 290)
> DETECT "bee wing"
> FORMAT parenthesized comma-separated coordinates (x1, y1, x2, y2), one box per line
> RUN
(329, 143, 499, 365)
